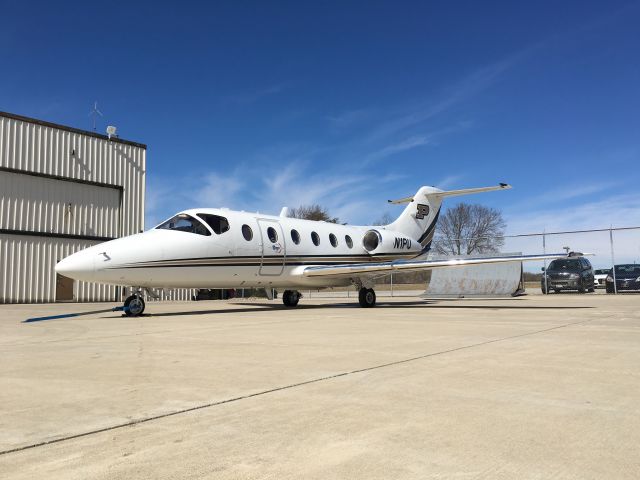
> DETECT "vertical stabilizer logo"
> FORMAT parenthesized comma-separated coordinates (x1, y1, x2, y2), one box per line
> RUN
(415, 204, 430, 219)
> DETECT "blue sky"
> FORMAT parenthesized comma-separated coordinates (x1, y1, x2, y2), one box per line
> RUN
(2, 1, 639, 265)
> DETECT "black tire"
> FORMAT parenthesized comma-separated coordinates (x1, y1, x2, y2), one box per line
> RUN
(554, 289, 561, 294)
(124, 295, 145, 317)
(588, 287, 595, 293)
(541, 285, 548, 294)
(282, 290, 300, 307)
(578, 281, 586, 293)
(358, 288, 376, 307)
(606, 286, 615, 294)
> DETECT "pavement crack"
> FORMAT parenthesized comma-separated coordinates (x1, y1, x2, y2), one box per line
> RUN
(0, 317, 594, 457)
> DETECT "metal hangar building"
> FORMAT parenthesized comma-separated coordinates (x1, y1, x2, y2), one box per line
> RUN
(0, 111, 146, 303)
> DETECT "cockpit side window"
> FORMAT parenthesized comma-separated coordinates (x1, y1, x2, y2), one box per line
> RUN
(157, 214, 210, 236)
(197, 214, 230, 235)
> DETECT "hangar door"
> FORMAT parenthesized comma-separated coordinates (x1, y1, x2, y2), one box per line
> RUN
(0, 170, 121, 239)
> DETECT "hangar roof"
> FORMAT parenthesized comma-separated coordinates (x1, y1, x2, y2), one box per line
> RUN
(0, 110, 147, 149)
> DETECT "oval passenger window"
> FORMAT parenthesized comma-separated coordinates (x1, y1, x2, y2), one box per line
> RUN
(329, 233, 338, 247)
(345, 235, 353, 248)
(311, 231, 320, 246)
(267, 227, 278, 243)
(242, 224, 253, 241)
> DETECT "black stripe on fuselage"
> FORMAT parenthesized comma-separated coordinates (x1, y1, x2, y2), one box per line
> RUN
(123, 252, 414, 264)
(107, 252, 419, 270)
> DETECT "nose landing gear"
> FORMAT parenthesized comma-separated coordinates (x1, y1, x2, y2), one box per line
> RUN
(282, 290, 301, 307)
(124, 294, 146, 317)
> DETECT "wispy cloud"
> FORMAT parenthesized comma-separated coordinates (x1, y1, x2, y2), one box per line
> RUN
(506, 181, 621, 212)
(361, 49, 532, 147)
(505, 192, 640, 234)
(145, 45, 537, 227)
(538, 181, 619, 203)
(224, 82, 290, 104)
(195, 172, 245, 208)
(364, 134, 432, 163)
(434, 175, 464, 189)
(326, 108, 377, 131)
(503, 192, 640, 268)
(145, 153, 407, 228)
(362, 120, 474, 165)
(319, 48, 534, 167)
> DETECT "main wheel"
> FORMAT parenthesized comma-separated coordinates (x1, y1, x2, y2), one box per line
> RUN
(124, 295, 145, 317)
(282, 290, 300, 307)
(358, 288, 376, 308)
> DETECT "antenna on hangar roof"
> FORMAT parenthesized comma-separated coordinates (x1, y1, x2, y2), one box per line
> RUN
(88, 101, 103, 131)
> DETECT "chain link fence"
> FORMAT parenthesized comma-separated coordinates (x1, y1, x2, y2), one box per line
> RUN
(305, 225, 640, 298)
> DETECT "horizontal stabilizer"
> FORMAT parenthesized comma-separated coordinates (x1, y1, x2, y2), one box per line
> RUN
(387, 183, 511, 205)
(430, 183, 511, 198)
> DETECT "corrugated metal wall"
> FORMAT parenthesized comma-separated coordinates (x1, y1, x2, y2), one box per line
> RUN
(0, 234, 118, 303)
(0, 112, 198, 304)
(0, 170, 121, 238)
(122, 287, 197, 302)
(0, 112, 145, 303)
(0, 114, 145, 236)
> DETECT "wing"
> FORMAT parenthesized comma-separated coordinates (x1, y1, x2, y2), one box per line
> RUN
(301, 253, 589, 278)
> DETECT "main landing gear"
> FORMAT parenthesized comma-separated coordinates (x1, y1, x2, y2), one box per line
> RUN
(124, 293, 145, 317)
(358, 287, 376, 308)
(282, 290, 302, 307)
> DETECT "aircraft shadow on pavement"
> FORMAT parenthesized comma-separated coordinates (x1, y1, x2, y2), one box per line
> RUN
(142, 300, 592, 317)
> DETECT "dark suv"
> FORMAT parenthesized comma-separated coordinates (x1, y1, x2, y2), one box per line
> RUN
(541, 257, 594, 294)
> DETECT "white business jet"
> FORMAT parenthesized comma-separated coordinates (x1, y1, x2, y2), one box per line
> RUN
(55, 183, 578, 316)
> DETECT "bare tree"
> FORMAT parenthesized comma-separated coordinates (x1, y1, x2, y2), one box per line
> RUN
(434, 203, 505, 255)
(372, 212, 394, 225)
(289, 204, 340, 223)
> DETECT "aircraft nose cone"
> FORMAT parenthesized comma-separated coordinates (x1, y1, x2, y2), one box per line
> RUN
(55, 251, 96, 281)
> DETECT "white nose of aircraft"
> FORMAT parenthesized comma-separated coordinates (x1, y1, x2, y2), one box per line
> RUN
(55, 249, 96, 282)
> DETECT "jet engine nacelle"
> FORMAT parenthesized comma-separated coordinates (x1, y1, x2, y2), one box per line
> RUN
(362, 229, 422, 255)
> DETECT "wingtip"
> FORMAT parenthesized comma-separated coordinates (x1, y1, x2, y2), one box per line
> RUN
(499, 182, 512, 189)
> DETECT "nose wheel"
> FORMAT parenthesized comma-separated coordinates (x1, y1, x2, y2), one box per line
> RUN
(358, 288, 376, 307)
(124, 294, 146, 317)
(282, 290, 301, 307)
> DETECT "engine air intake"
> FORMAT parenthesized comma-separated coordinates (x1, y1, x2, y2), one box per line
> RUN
(363, 230, 382, 252)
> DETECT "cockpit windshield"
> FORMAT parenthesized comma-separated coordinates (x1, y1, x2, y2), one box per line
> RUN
(197, 213, 230, 234)
(156, 214, 210, 236)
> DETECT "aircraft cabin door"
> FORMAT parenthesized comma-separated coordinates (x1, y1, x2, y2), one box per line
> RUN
(257, 219, 285, 275)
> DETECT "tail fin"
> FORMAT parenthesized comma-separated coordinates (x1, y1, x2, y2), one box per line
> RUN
(385, 183, 511, 253)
